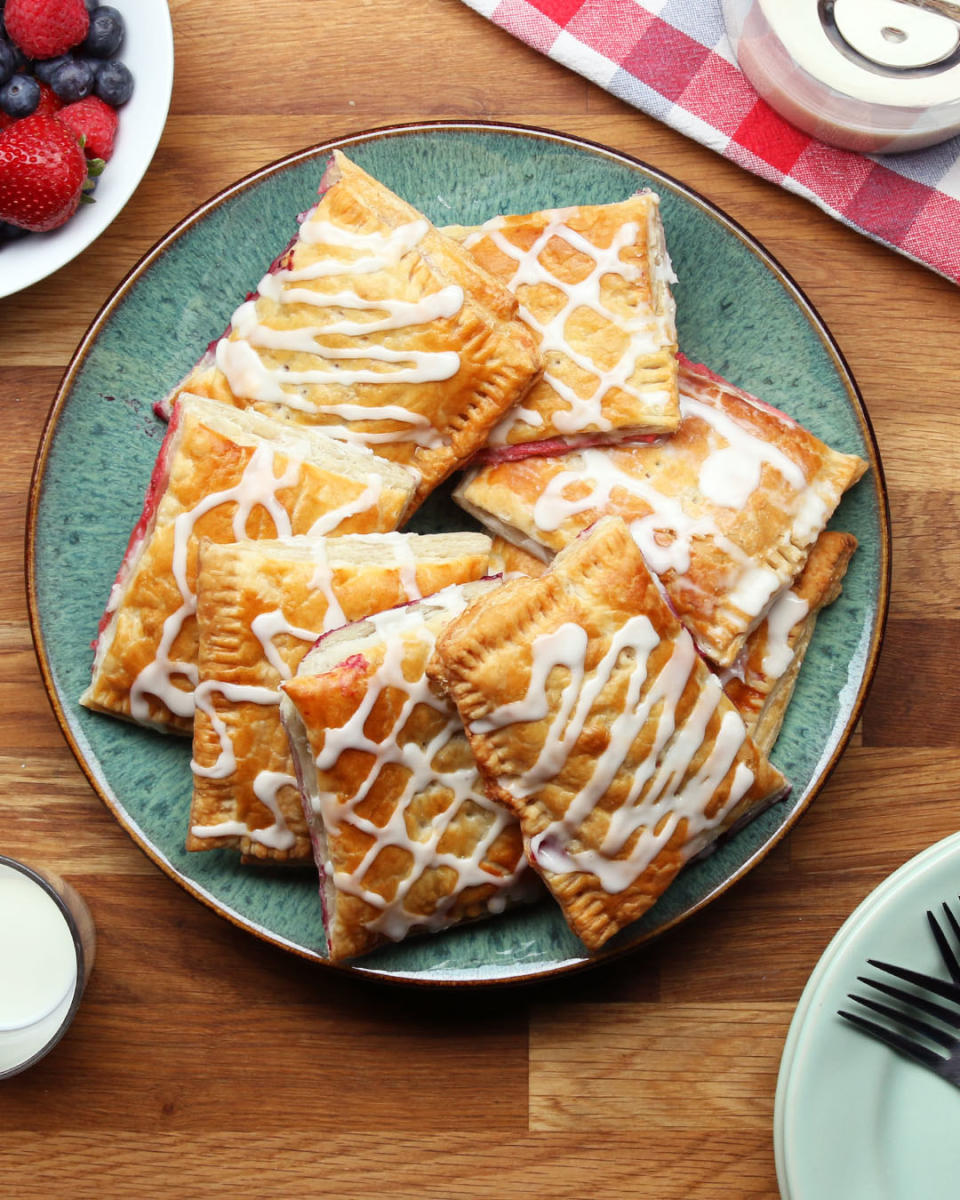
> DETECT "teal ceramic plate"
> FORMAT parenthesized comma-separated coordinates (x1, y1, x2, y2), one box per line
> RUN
(27, 122, 889, 986)
(775, 834, 960, 1199)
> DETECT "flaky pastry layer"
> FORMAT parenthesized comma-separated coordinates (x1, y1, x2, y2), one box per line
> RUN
(81, 393, 414, 732)
(455, 358, 867, 667)
(722, 529, 857, 754)
(188, 532, 492, 863)
(279, 581, 535, 962)
(445, 196, 678, 446)
(173, 151, 542, 508)
(434, 517, 788, 951)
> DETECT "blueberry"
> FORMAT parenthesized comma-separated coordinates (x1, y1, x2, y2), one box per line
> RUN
(0, 40, 16, 87)
(49, 58, 94, 102)
(71, 53, 104, 77)
(0, 72, 40, 118)
(0, 35, 25, 75)
(0, 220, 30, 243)
(34, 54, 72, 86)
(82, 5, 124, 58)
(82, 0, 100, 10)
(94, 59, 132, 106)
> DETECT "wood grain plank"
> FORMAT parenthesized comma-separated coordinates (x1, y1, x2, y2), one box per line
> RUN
(530, 1003, 791, 1132)
(3, 1131, 779, 1200)
(169, 0, 590, 118)
(888, 489, 960, 619)
(862, 621, 960, 746)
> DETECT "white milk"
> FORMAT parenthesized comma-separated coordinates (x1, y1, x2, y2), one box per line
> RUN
(0, 862, 78, 1076)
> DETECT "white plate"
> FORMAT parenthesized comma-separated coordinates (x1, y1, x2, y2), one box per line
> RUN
(775, 833, 960, 1200)
(0, 0, 173, 299)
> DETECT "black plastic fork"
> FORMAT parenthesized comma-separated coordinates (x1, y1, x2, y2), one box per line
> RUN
(927, 898, 960, 985)
(839, 958, 960, 1088)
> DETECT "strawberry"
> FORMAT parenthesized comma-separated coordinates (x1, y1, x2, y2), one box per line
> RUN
(0, 82, 58, 131)
(0, 113, 91, 232)
(4, 0, 90, 61)
(58, 95, 117, 160)
(34, 82, 63, 119)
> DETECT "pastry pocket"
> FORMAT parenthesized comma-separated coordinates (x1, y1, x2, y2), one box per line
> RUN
(488, 536, 548, 580)
(455, 356, 867, 667)
(433, 517, 789, 952)
(279, 580, 536, 963)
(173, 151, 542, 508)
(81, 392, 415, 732)
(446, 194, 679, 448)
(721, 530, 858, 754)
(188, 531, 492, 863)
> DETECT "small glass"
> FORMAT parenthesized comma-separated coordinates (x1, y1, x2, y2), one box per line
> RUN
(0, 856, 96, 1080)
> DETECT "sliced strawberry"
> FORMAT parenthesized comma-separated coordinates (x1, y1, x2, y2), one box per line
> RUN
(0, 113, 89, 232)
(4, 0, 90, 60)
(58, 95, 117, 161)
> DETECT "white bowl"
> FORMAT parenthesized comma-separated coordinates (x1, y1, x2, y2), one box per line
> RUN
(0, 0, 174, 299)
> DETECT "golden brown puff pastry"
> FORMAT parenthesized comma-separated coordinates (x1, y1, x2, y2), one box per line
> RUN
(432, 517, 789, 952)
(455, 357, 867, 668)
(488, 536, 548, 580)
(444, 195, 678, 447)
(188, 531, 492, 864)
(278, 580, 537, 963)
(172, 151, 542, 509)
(722, 530, 857, 755)
(80, 393, 415, 733)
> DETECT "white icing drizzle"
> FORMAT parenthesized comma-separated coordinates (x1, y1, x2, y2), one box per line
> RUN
(307, 542, 347, 634)
(686, 396, 806, 507)
(248, 771, 298, 850)
(307, 474, 383, 536)
(298, 217, 429, 254)
(214, 216, 464, 446)
(250, 611, 319, 678)
(466, 208, 673, 442)
(725, 567, 783, 623)
(189, 818, 250, 840)
(189, 768, 297, 851)
(527, 381, 825, 626)
(191, 679, 280, 780)
(513, 405, 543, 429)
(129, 443, 302, 721)
(474, 619, 753, 894)
(761, 589, 810, 677)
(791, 488, 830, 546)
(303, 532, 424, 643)
(302, 594, 525, 941)
(362, 531, 423, 600)
(192, 535, 434, 842)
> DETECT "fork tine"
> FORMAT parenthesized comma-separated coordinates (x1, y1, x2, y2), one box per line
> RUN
(943, 902, 960, 972)
(857, 974, 960, 1030)
(927, 908, 960, 985)
(838, 1009, 944, 1070)
(848, 992, 958, 1051)
(867, 958, 960, 1005)
(946, 901, 960, 943)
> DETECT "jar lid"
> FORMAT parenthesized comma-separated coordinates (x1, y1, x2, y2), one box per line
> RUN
(726, 0, 960, 150)
(758, 0, 960, 107)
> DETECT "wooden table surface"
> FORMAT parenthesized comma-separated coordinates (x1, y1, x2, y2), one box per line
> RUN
(3, 2, 959, 1196)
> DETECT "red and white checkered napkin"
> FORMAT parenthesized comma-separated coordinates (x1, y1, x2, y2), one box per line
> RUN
(462, 0, 960, 284)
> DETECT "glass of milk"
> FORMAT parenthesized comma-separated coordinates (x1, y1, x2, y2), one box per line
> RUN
(0, 856, 96, 1080)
